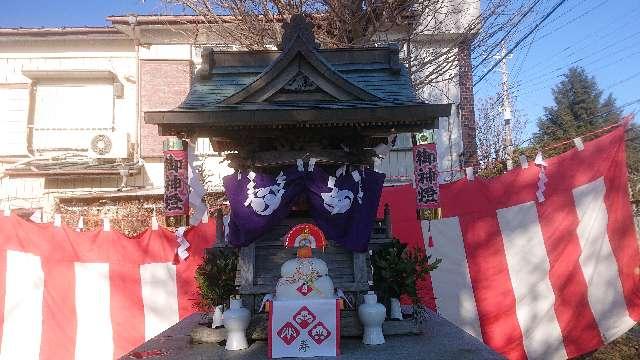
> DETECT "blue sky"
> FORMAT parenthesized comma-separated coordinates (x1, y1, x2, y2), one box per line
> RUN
(473, 0, 640, 137)
(0, 1, 171, 27)
(1, 0, 638, 138)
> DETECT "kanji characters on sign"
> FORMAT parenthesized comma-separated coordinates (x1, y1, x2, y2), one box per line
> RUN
(163, 150, 190, 217)
(269, 299, 339, 358)
(277, 322, 300, 346)
(413, 143, 439, 208)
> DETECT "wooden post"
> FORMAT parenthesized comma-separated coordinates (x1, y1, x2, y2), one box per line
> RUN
(384, 203, 392, 239)
(214, 208, 225, 247)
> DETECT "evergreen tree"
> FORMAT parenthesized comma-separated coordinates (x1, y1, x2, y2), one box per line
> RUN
(533, 66, 622, 146)
(533, 66, 640, 200)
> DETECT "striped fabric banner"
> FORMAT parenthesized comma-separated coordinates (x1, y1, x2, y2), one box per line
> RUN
(383, 126, 640, 359)
(1, 250, 44, 360)
(0, 125, 637, 360)
(0, 218, 214, 360)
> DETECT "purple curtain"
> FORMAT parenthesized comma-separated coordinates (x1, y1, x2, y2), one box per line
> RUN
(307, 167, 385, 252)
(223, 162, 385, 252)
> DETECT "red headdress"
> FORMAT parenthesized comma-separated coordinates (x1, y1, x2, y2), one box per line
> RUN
(284, 223, 326, 251)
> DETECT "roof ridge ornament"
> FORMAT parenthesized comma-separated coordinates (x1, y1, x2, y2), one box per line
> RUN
(280, 14, 317, 50)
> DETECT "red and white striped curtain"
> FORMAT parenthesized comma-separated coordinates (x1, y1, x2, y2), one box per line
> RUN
(379, 125, 640, 359)
(0, 216, 214, 359)
(0, 125, 638, 359)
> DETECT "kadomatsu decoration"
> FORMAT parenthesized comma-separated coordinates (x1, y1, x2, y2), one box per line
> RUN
(371, 239, 441, 317)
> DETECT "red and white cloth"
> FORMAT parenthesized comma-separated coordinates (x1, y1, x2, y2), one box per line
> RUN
(0, 216, 214, 360)
(378, 125, 640, 359)
(268, 299, 340, 358)
(0, 125, 637, 360)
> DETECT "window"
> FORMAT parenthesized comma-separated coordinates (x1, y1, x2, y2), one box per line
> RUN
(32, 82, 114, 151)
(0, 86, 29, 156)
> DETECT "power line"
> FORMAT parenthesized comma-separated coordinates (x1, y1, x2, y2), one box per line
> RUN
(472, 0, 545, 72)
(475, 0, 572, 86)
(508, 46, 640, 100)
(509, 0, 615, 76)
(493, 34, 640, 100)
(506, 8, 640, 83)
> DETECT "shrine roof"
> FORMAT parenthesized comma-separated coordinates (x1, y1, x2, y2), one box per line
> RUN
(179, 47, 419, 110)
(145, 15, 451, 134)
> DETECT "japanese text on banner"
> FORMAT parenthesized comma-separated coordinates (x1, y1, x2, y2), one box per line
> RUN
(164, 150, 190, 217)
(413, 143, 439, 208)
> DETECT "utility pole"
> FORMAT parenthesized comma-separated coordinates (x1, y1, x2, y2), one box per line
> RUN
(496, 41, 514, 170)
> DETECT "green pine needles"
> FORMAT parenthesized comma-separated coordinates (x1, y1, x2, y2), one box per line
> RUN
(371, 238, 441, 305)
(193, 248, 239, 312)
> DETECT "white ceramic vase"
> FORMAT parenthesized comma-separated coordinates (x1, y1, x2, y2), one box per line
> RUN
(223, 298, 250, 350)
(358, 291, 386, 345)
(389, 297, 403, 320)
(211, 304, 224, 328)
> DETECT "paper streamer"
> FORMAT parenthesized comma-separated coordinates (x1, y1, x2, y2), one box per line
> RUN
(76, 216, 84, 231)
(175, 226, 190, 261)
(151, 210, 159, 231)
(465, 167, 475, 181)
(308, 158, 317, 172)
(103, 218, 111, 232)
(534, 151, 548, 203)
(53, 214, 62, 228)
(188, 144, 208, 226)
(259, 294, 274, 313)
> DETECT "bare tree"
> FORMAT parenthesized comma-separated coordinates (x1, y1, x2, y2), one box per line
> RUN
(475, 93, 527, 169)
(159, 0, 546, 89)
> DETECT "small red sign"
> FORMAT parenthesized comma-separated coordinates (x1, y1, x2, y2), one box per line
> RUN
(292, 306, 317, 329)
(296, 283, 313, 296)
(308, 322, 331, 345)
(277, 321, 300, 345)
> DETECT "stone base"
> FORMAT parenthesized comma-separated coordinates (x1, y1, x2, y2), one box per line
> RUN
(127, 312, 503, 360)
(190, 326, 227, 344)
(247, 312, 422, 341)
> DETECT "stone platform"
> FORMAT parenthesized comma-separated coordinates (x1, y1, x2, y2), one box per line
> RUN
(121, 311, 502, 360)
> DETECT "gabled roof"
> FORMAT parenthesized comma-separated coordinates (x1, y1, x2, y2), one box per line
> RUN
(179, 45, 419, 111)
(146, 15, 451, 134)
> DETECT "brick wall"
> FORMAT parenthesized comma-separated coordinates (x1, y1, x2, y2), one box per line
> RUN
(140, 60, 192, 157)
(457, 41, 478, 168)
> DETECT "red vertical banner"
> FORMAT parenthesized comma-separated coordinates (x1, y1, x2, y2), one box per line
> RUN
(163, 138, 190, 227)
(413, 143, 439, 208)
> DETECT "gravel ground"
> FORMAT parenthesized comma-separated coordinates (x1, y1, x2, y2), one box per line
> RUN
(576, 324, 640, 359)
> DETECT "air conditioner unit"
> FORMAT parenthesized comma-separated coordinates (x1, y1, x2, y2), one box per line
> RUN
(87, 131, 130, 159)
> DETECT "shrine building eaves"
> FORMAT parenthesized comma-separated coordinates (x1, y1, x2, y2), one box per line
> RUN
(145, 15, 451, 136)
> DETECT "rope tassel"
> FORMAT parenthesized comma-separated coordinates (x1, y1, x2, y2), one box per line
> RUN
(427, 220, 434, 248)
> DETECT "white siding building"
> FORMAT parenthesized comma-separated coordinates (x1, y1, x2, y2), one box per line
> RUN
(0, 8, 479, 222)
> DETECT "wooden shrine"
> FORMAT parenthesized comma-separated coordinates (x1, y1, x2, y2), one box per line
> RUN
(213, 205, 394, 317)
(147, 14, 451, 339)
(146, 15, 451, 170)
